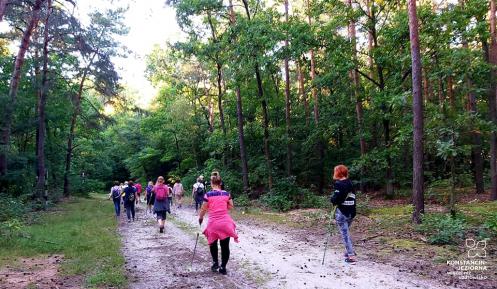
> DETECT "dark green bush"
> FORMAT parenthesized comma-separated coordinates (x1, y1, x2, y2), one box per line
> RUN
(70, 177, 105, 196)
(261, 177, 327, 211)
(0, 195, 26, 222)
(233, 194, 250, 207)
(261, 193, 294, 212)
(417, 213, 465, 245)
(300, 190, 328, 209)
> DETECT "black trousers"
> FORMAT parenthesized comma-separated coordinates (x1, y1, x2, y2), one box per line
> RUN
(209, 237, 230, 267)
(125, 201, 135, 220)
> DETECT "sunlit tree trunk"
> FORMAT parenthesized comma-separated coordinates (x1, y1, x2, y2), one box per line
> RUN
(0, 0, 45, 176)
(408, 0, 425, 223)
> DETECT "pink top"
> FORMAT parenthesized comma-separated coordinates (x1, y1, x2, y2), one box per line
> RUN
(134, 183, 142, 194)
(202, 190, 239, 245)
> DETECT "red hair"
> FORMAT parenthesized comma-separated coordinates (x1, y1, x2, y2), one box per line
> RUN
(333, 165, 349, 180)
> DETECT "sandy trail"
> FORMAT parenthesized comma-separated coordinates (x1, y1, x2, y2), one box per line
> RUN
(118, 203, 255, 289)
(173, 207, 456, 289)
(119, 202, 455, 289)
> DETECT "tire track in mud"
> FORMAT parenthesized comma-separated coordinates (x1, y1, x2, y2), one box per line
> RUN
(118, 204, 256, 289)
(173, 208, 456, 289)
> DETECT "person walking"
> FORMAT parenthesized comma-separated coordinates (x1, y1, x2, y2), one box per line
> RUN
(153, 176, 170, 233)
(108, 181, 122, 218)
(330, 164, 357, 264)
(145, 181, 154, 214)
(123, 180, 138, 222)
(173, 178, 184, 209)
(167, 181, 173, 213)
(198, 174, 238, 275)
(134, 180, 143, 203)
(192, 176, 205, 213)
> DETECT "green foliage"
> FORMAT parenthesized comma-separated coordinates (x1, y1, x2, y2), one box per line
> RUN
(0, 195, 26, 222)
(234, 194, 250, 208)
(417, 214, 466, 245)
(356, 194, 371, 215)
(261, 193, 294, 212)
(484, 213, 497, 233)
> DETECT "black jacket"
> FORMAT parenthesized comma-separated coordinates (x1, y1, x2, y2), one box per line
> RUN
(330, 179, 356, 218)
(124, 186, 136, 203)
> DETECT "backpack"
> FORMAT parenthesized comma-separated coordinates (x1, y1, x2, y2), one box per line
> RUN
(111, 186, 121, 199)
(126, 187, 136, 202)
(195, 183, 205, 199)
(155, 184, 168, 201)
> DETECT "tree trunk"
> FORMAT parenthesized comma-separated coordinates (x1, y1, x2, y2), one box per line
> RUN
(297, 62, 310, 127)
(408, 0, 425, 223)
(489, 0, 497, 200)
(284, 0, 292, 176)
(307, 0, 325, 193)
(35, 0, 52, 204)
(241, 0, 273, 189)
(236, 87, 249, 191)
(207, 12, 228, 166)
(348, 0, 366, 192)
(63, 72, 87, 197)
(370, 4, 393, 198)
(0, 0, 8, 22)
(447, 75, 455, 108)
(0, 0, 44, 176)
(229, 0, 249, 191)
(463, 77, 485, 195)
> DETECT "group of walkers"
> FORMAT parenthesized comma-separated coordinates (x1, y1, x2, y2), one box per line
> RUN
(108, 164, 356, 276)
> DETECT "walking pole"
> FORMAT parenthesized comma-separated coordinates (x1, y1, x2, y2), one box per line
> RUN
(322, 205, 337, 265)
(188, 231, 200, 272)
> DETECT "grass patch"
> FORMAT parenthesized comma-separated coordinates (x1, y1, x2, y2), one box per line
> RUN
(369, 204, 414, 217)
(387, 238, 424, 250)
(459, 201, 497, 225)
(0, 196, 126, 288)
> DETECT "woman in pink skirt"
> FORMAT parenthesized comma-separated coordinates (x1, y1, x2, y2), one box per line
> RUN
(198, 173, 238, 275)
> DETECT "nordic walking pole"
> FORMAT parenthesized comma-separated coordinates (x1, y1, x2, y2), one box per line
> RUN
(322, 205, 337, 265)
(189, 223, 201, 272)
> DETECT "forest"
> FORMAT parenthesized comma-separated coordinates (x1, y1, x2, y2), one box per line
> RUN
(0, 0, 496, 288)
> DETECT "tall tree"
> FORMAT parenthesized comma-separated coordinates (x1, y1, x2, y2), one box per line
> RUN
(347, 0, 366, 192)
(63, 9, 124, 196)
(489, 0, 497, 200)
(408, 0, 424, 223)
(460, 0, 484, 195)
(0, 0, 45, 176)
(284, 0, 292, 176)
(229, 0, 249, 191)
(240, 0, 273, 189)
(35, 0, 52, 202)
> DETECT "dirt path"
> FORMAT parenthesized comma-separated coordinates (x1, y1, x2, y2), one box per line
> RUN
(120, 203, 455, 289)
(118, 203, 255, 289)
